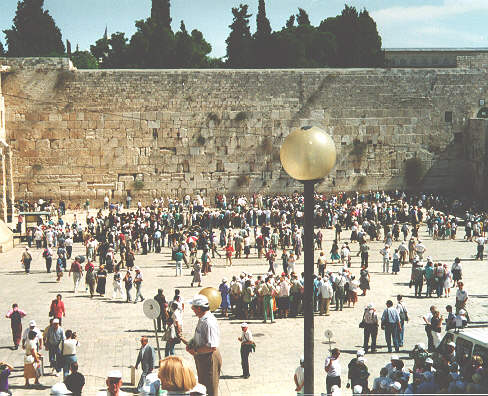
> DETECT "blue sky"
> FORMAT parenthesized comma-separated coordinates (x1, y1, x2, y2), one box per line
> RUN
(1, 0, 487, 58)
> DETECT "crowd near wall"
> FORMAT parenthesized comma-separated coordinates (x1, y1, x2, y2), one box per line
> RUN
(1, 56, 488, 204)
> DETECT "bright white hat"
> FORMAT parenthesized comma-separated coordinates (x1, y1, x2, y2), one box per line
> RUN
(108, 370, 122, 378)
(29, 320, 36, 327)
(189, 294, 209, 308)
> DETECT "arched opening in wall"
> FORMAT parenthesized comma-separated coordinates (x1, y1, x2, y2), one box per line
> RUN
(476, 107, 488, 118)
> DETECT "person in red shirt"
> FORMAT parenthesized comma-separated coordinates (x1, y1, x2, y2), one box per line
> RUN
(49, 295, 66, 326)
(224, 242, 234, 267)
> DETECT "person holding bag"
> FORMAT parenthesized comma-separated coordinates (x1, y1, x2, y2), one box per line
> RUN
(24, 330, 41, 387)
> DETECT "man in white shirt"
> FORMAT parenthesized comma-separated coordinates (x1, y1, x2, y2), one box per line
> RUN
(319, 277, 333, 316)
(324, 348, 342, 395)
(294, 356, 305, 395)
(184, 295, 222, 396)
(455, 282, 468, 314)
(22, 320, 42, 350)
(238, 323, 254, 378)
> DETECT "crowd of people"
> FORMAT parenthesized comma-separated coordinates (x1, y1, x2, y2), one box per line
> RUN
(3, 189, 488, 395)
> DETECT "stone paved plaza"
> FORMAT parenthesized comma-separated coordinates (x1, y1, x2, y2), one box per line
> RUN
(1, 213, 487, 395)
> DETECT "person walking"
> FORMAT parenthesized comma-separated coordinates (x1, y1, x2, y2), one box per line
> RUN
(49, 295, 66, 326)
(238, 322, 254, 378)
(334, 272, 347, 311)
(95, 265, 108, 297)
(123, 270, 133, 303)
(319, 276, 333, 316)
(191, 260, 202, 288)
(85, 263, 97, 299)
(182, 295, 222, 396)
(61, 330, 79, 378)
(46, 319, 65, 376)
(24, 330, 41, 387)
(5, 303, 26, 350)
(362, 303, 378, 353)
(68, 259, 83, 294)
(135, 336, 155, 393)
(381, 300, 401, 353)
(219, 278, 231, 318)
(42, 246, 53, 273)
(294, 356, 305, 395)
(112, 268, 124, 300)
(21, 248, 33, 274)
(133, 267, 145, 303)
(324, 348, 342, 395)
(380, 245, 391, 273)
(175, 249, 184, 277)
(396, 295, 409, 348)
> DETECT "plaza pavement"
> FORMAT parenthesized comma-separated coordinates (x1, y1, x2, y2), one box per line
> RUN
(1, 214, 487, 395)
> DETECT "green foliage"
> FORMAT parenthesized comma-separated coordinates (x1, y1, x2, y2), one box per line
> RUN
(151, 0, 171, 29)
(225, 4, 253, 68)
(91, 32, 129, 68)
(54, 70, 75, 91)
(173, 22, 212, 68)
(319, 5, 383, 67)
(71, 51, 98, 69)
(296, 8, 311, 26)
(253, 0, 272, 67)
(133, 180, 145, 190)
(0, 42, 5, 56)
(4, 0, 65, 56)
(404, 158, 424, 186)
(207, 112, 220, 125)
(350, 139, 367, 157)
(236, 174, 250, 187)
(196, 134, 206, 145)
(234, 111, 248, 122)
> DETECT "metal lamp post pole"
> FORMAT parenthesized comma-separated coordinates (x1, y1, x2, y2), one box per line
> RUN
(303, 180, 315, 396)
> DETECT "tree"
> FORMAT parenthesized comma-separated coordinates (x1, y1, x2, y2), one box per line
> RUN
(296, 8, 311, 26)
(151, 0, 171, 29)
(71, 51, 98, 69)
(285, 15, 295, 29)
(90, 32, 109, 65)
(319, 5, 383, 67)
(66, 40, 71, 57)
(0, 42, 5, 56)
(357, 9, 384, 67)
(225, 4, 253, 68)
(4, 0, 65, 56)
(253, 0, 272, 67)
(106, 32, 129, 68)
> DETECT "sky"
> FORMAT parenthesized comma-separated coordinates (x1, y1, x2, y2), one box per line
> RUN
(0, 0, 487, 58)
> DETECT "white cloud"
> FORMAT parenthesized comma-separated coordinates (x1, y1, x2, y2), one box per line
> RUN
(372, 0, 488, 24)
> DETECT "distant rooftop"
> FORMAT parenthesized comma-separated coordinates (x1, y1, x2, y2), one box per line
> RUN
(384, 48, 488, 52)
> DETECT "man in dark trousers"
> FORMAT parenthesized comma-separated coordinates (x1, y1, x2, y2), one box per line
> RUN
(154, 289, 168, 332)
(135, 336, 154, 392)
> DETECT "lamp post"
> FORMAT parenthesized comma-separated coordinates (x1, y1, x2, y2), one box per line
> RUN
(280, 126, 336, 395)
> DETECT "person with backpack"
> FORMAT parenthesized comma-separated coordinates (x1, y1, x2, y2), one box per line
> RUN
(21, 248, 33, 274)
(5, 304, 26, 350)
(42, 246, 53, 273)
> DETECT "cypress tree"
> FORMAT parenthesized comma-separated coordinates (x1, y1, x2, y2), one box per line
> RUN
(253, 0, 272, 67)
(151, 0, 171, 29)
(4, 0, 65, 56)
(225, 4, 253, 68)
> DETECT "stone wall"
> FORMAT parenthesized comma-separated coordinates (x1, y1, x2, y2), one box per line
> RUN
(1, 57, 488, 203)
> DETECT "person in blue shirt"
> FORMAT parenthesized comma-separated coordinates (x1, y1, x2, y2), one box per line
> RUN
(381, 300, 401, 353)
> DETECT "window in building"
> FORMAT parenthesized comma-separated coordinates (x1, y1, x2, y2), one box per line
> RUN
(477, 107, 488, 118)
(445, 111, 453, 123)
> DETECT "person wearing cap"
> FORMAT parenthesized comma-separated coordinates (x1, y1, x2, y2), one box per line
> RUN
(96, 370, 127, 396)
(135, 336, 155, 392)
(389, 381, 402, 394)
(5, 303, 26, 350)
(22, 319, 42, 351)
(294, 356, 304, 395)
(348, 351, 369, 390)
(182, 294, 221, 396)
(133, 267, 145, 304)
(46, 318, 65, 376)
(238, 323, 254, 378)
